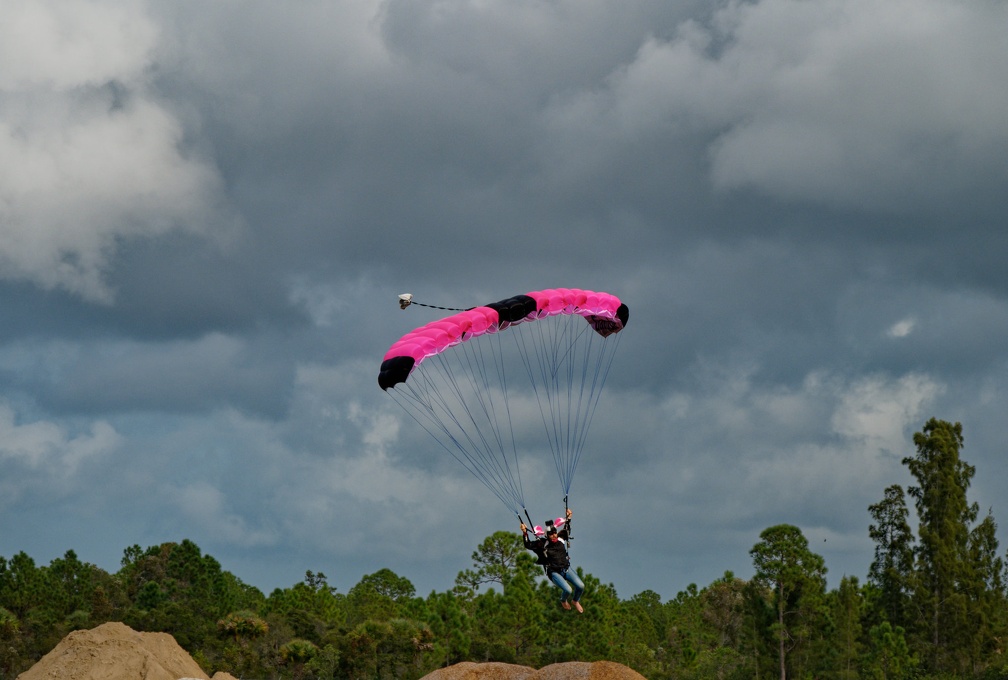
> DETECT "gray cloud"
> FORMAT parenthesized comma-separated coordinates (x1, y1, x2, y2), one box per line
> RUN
(0, 1, 236, 302)
(2, 0, 1007, 600)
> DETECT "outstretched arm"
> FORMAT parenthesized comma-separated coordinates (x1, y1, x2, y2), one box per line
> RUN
(562, 508, 573, 539)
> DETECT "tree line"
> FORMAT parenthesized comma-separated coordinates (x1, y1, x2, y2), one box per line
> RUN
(2, 417, 1006, 679)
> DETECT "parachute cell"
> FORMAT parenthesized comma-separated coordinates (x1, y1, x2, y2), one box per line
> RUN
(378, 288, 628, 514)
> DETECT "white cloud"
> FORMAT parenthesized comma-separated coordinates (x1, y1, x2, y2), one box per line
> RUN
(0, 402, 120, 471)
(0, 0, 157, 89)
(831, 373, 942, 457)
(887, 318, 916, 338)
(618, 368, 942, 517)
(0, 0, 233, 301)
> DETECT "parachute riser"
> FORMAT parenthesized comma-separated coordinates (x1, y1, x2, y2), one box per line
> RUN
(564, 494, 572, 542)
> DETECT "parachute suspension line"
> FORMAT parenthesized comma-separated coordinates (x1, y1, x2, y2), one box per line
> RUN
(568, 326, 622, 487)
(510, 313, 619, 498)
(559, 316, 590, 494)
(477, 328, 528, 511)
(566, 322, 595, 487)
(445, 332, 526, 511)
(385, 331, 527, 514)
(387, 367, 519, 511)
(512, 320, 566, 490)
(518, 314, 576, 494)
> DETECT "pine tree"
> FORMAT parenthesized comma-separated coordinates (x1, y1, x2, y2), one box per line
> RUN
(749, 524, 827, 680)
(903, 418, 977, 674)
(868, 484, 915, 630)
(829, 576, 863, 680)
(965, 511, 1006, 674)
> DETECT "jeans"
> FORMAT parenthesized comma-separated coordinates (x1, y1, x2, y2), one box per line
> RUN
(549, 568, 585, 602)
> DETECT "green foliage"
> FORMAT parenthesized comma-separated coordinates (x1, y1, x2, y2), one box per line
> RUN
(750, 524, 827, 680)
(304, 643, 341, 680)
(425, 590, 472, 666)
(868, 484, 915, 631)
(344, 617, 433, 680)
(903, 419, 979, 675)
(346, 568, 417, 627)
(280, 637, 319, 663)
(455, 531, 526, 592)
(217, 609, 269, 642)
(265, 570, 347, 644)
(864, 621, 916, 679)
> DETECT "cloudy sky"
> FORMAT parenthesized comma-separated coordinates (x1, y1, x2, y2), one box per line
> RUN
(2, 0, 1007, 601)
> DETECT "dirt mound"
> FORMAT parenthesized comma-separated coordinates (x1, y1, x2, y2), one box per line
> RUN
(20, 623, 639, 680)
(422, 661, 645, 680)
(15, 621, 238, 680)
(531, 661, 646, 680)
(422, 662, 536, 680)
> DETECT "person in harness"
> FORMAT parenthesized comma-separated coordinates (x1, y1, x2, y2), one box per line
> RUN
(521, 508, 585, 613)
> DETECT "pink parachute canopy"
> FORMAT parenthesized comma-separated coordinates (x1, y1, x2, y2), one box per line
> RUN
(378, 288, 628, 390)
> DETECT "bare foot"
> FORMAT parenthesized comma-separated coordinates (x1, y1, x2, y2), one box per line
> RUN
(561, 601, 571, 610)
(574, 601, 584, 614)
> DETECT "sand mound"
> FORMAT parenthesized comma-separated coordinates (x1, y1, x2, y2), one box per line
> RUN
(421, 661, 645, 680)
(15, 621, 238, 680)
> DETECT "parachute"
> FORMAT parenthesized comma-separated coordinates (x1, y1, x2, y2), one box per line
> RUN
(378, 288, 629, 516)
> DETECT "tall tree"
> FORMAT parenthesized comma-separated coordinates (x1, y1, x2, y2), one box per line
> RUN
(0, 552, 45, 620)
(750, 524, 826, 680)
(828, 575, 864, 680)
(424, 590, 472, 666)
(700, 573, 746, 649)
(868, 485, 915, 630)
(455, 531, 525, 592)
(964, 511, 1007, 673)
(346, 568, 416, 626)
(265, 571, 346, 642)
(902, 418, 977, 673)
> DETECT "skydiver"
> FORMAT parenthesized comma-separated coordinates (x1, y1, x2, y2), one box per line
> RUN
(520, 507, 584, 613)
